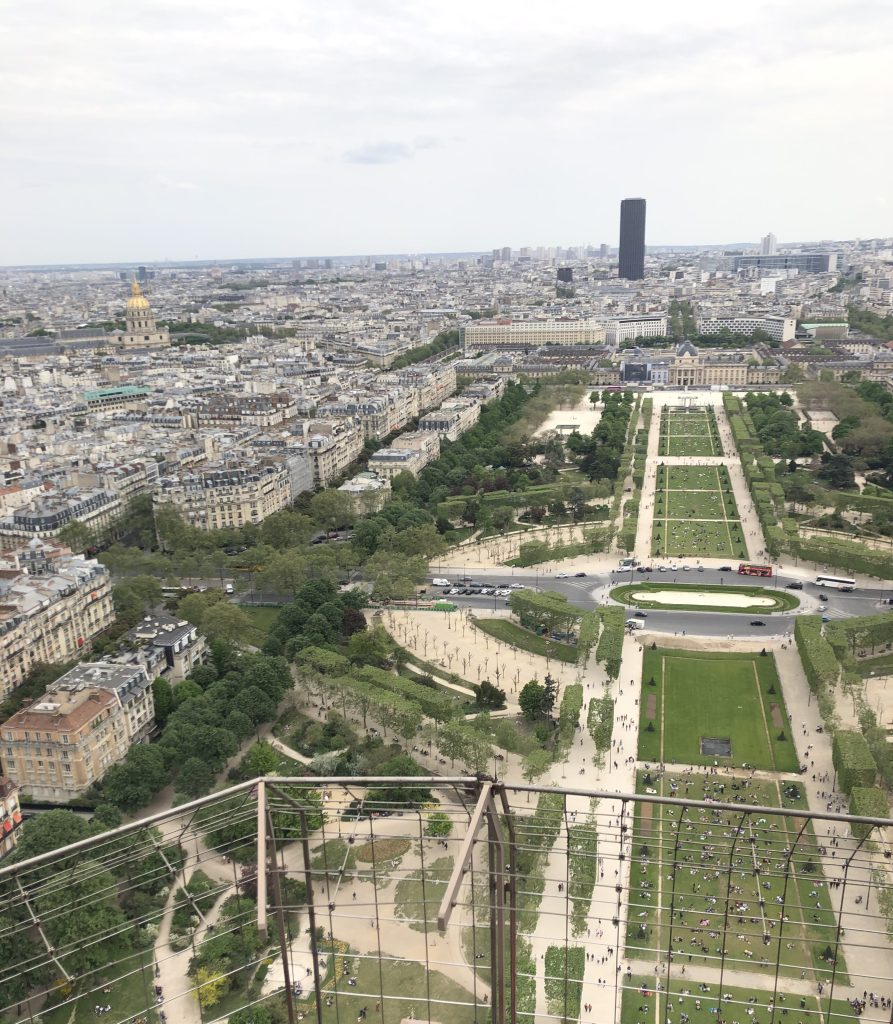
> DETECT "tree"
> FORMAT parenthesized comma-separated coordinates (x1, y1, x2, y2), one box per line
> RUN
(152, 677, 174, 728)
(230, 1009, 274, 1024)
(195, 966, 229, 1009)
(473, 679, 507, 709)
(425, 812, 453, 838)
(13, 808, 92, 862)
(519, 680, 546, 721)
(542, 673, 559, 718)
(101, 744, 169, 812)
(817, 454, 856, 491)
(309, 490, 355, 533)
(176, 757, 217, 797)
(241, 741, 282, 777)
(57, 519, 94, 554)
(347, 625, 393, 667)
(365, 754, 432, 805)
(201, 602, 263, 645)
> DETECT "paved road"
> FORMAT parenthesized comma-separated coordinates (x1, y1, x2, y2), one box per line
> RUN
(424, 565, 890, 636)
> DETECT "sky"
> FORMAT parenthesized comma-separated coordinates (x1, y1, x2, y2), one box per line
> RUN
(2, 0, 892, 265)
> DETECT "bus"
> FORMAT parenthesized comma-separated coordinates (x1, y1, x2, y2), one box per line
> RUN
(738, 563, 773, 578)
(815, 574, 856, 591)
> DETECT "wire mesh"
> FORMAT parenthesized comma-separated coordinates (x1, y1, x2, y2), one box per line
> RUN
(0, 775, 891, 1024)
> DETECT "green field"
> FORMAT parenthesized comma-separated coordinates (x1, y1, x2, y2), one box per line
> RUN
(627, 770, 848, 984)
(658, 407, 722, 457)
(652, 464, 746, 559)
(472, 616, 578, 663)
(610, 582, 799, 614)
(638, 647, 799, 771)
(620, 976, 857, 1024)
(237, 604, 282, 634)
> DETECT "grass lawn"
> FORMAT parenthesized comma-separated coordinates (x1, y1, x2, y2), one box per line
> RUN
(237, 604, 282, 635)
(652, 465, 745, 559)
(353, 837, 411, 863)
(394, 855, 453, 931)
(638, 647, 798, 771)
(310, 946, 481, 1024)
(856, 652, 893, 677)
(620, 976, 857, 1024)
(610, 582, 799, 614)
(659, 408, 721, 458)
(472, 616, 578, 663)
(628, 770, 848, 985)
(41, 949, 160, 1024)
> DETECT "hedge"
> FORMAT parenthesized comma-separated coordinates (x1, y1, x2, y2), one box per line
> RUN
(594, 607, 625, 680)
(832, 731, 877, 794)
(848, 787, 890, 839)
(794, 616, 840, 695)
(587, 697, 614, 763)
(357, 665, 459, 723)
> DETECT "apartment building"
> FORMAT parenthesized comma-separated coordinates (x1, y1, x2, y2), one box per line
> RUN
(0, 777, 22, 860)
(338, 472, 391, 512)
(367, 446, 429, 480)
(0, 488, 122, 548)
(84, 386, 151, 413)
(0, 543, 115, 699)
(122, 613, 208, 685)
(463, 319, 606, 353)
(71, 460, 161, 506)
(696, 314, 796, 344)
(196, 390, 296, 428)
(603, 315, 668, 345)
(418, 399, 480, 441)
(154, 457, 300, 531)
(390, 431, 440, 462)
(0, 660, 155, 801)
(297, 420, 365, 487)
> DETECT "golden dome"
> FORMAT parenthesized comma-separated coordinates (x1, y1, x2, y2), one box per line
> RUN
(126, 279, 150, 311)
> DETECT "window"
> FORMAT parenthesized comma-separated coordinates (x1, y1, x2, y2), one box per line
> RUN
(63, 764, 71, 773)
(62, 735, 69, 745)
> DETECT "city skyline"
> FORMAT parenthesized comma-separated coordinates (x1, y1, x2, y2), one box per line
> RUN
(2, 0, 892, 265)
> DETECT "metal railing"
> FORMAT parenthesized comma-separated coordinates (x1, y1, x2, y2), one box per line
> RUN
(1, 776, 891, 1024)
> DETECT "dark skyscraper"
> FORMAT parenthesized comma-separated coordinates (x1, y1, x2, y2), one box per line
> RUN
(618, 198, 646, 280)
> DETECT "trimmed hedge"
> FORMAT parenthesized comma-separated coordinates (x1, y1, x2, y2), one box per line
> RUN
(794, 616, 839, 695)
(832, 731, 877, 795)
(848, 787, 890, 839)
(594, 607, 625, 680)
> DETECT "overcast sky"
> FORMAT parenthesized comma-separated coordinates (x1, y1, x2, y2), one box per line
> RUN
(2, 0, 891, 265)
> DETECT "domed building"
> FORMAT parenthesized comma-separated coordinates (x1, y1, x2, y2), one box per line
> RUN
(109, 280, 170, 349)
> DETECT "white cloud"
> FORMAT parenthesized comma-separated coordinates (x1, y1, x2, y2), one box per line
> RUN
(0, 0, 891, 262)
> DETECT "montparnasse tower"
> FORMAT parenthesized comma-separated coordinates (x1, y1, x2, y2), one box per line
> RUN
(110, 279, 170, 349)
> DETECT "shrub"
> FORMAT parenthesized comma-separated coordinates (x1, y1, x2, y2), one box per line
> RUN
(832, 731, 877, 794)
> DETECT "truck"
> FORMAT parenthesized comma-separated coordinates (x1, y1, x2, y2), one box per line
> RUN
(626, 618, 645, 630)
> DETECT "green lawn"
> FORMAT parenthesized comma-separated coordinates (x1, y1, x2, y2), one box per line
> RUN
(41, 950, 159, 1024)
(620, 976, 857, 1024)
(638, 647, 798, 771)
(472, 616, 578, 663)
(856, 652, 893, 678)
(652, 465, 745, 558)
(628, 770, 848, 984)
(394, 855, 453, 932)
(610, 582, 799, 614)
(658, 408, 722, 457)
(237, 604, 282, 635)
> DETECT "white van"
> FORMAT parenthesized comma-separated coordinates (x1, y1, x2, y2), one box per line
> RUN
(432, 577, 451, 587)
(626, 618, 645, 630)
(225, 583, 235, 594)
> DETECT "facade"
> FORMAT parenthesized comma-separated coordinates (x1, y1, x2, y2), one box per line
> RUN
(109, 281, 170, 349)
(122, 613, 208, 685)
(0, 543, 115, 699)
(760, 233, 777, 256)
(154, 457, 299, 531)
(463, 319, 606, 353)
(367, 446, 429, 480)
(418, 400, 480, 441)
(617, 343, 782, 387)
(0, 488, 122, 547)
(618, 198, 646, 280)
(197, 391, 296, 428)
(696, 315, 796, 343)
(338, 472, 391, 512)
(0, 660, 155, 801)
(604, 315, 667, 345)
(297, 420, 365, 487)
(732, 253, 841, 274)
(0, 777, 22, 860)
(84, 386, 151, 412)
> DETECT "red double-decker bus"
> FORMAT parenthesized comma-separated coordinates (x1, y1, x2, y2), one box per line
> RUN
(738, 563, 773, 577)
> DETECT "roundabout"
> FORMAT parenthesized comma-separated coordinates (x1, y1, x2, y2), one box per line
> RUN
(609, 581, 801, 614)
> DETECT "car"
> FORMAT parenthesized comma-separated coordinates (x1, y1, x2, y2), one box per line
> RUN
(448, 587, 461, 595)
(822, 615, 831, 623)
(718, 565, 732, 572)
(819, 593, 828, 601)
(697, 566, 705, 572)
(682, 565, 691, 571)
(634, 611, 647, 618)
(750, 620, 766, 627)
(480, 588, 493, 595)
(786, 582, 803, 590)
(644, 566, 654, 573)
(509, 583, 525, 589)
(669, 563, 679, 571)
(556, 572, 570, 579)
(659, 566, 668, 573)
(574, 572, 587, 578)
(459, 576, 472, 582)
(817, 604, 826, 612)
(636, 566, 647, 573)
(224, 583, 234, 594)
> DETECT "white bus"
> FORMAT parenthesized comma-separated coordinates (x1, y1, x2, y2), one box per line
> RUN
(815, 574, 855, 591)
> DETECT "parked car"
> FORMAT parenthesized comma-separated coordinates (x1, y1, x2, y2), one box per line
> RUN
(510, 583, 526, 589)
(718, 565, 732, 572)
(697, 566, 705, 572)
